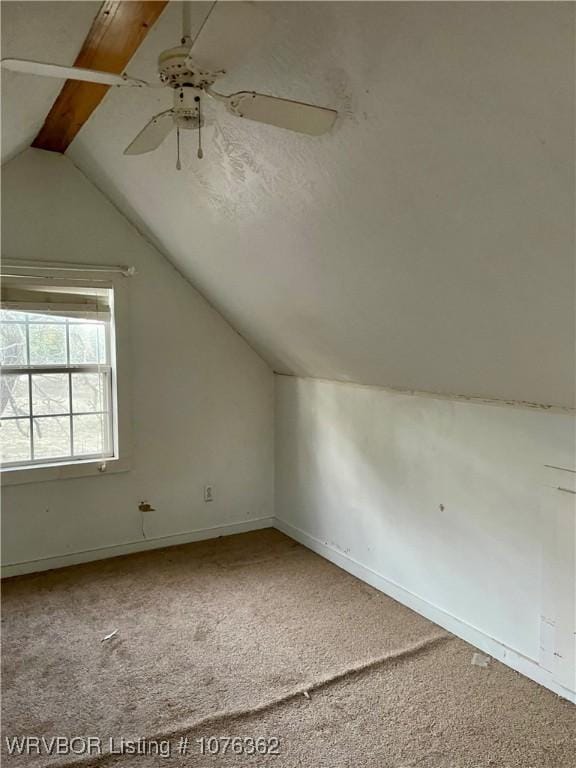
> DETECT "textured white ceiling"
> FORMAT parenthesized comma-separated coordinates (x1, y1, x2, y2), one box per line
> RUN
(1, 1, 101, 163)
(3, 2, 575, 407)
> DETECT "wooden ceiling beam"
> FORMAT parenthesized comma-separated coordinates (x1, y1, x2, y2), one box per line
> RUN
(32, 1, 168, 154)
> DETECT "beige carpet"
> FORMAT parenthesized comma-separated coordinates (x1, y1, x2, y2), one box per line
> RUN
(1, 529, 574, 767)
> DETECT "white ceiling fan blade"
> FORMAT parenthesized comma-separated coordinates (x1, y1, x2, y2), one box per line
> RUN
(186, 1, 270, 73)
(124, 110, 175, 155)
(223, 92, 338, 136)
(1, 58, 150, 87)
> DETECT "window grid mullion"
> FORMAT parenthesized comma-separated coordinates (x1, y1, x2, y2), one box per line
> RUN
(65, 318, 70, 366)
(69, 371, 74, 458)
(105, 370, 113, 455)
(0, 410, 109, 421)
(2, 364, 111, 374)
(25, 318, 35, 462)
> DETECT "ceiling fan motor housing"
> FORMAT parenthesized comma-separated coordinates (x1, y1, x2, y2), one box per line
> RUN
(172, 87, 204, 130)
(158, 46, 223, 89)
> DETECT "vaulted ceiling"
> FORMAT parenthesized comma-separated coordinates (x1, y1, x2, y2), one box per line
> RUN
(2, 2, 574, 408)
(1, 1, 101, 162)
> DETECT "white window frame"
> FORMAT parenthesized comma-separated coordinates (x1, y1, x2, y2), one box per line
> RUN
(0, 260, 133, 485)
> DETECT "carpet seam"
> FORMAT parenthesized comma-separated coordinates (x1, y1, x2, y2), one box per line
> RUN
(37, 632, 453, 768)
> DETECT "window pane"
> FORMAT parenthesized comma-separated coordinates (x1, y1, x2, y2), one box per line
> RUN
(1, 374, 30, 418)
(0, 309, 27, 322)
(72, 373, 105, 413)
(32, 374, 70, 416)
(1, 418, 31, 464)
(73, 413, 108, 457)
(33, 416, 71, 460)
(69, 323, 106, 364)
(29, 324, 67, 365)
(0, 323, 27, 365)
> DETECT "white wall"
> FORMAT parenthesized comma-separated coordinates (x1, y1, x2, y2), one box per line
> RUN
(1, 149, 274, 574)
(275, 375, 575, 700)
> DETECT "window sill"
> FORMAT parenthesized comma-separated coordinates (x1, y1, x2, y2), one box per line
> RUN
(1, 456, 131, 486)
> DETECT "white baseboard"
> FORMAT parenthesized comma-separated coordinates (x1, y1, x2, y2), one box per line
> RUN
(1, 517, 275, 578)
(274, 518, 576, 705)
(3, 514, 574, 704)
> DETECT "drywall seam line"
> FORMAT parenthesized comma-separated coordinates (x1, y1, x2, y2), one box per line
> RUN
(36, 633, 452, 768)
(274, 373, 576, 414)
(0, 144, 31, 168)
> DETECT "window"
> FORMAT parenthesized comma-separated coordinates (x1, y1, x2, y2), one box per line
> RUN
(0, 279, 117, 471)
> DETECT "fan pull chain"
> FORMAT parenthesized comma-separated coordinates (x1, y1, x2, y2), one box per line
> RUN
(176, 126, 182, 171)
(197, 99, 204, 160)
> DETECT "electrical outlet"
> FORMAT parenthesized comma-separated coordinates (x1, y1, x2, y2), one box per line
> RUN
(204, 485, 214, 503)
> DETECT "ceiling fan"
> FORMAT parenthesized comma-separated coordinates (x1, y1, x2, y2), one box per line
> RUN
(1, 1, 338, 166)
